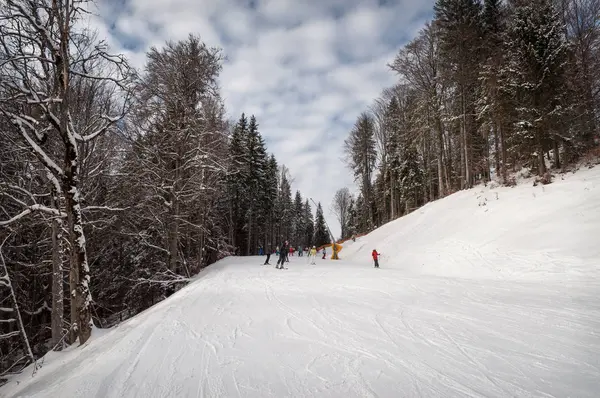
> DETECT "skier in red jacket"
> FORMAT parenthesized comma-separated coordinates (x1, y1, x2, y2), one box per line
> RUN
(372, 249, 380, 268)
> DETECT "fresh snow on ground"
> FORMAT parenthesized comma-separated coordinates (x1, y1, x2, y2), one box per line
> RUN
(3, 167, 600, 398)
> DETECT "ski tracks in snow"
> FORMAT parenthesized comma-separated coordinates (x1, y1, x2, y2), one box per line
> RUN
(4, 257, 600, 398)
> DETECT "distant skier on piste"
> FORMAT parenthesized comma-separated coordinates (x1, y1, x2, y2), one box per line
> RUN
(308, 246, 317, 265)
(277, 240, 289, 269)
(372, 249, 380, 268)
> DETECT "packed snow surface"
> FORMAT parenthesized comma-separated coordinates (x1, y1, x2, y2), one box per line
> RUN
(4, 167, 600, 398)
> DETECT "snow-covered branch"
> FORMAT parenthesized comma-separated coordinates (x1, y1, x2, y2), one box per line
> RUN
(4, 113, 64, 177)
(0, 204, 64, 226)
(81, 206, 129, 212)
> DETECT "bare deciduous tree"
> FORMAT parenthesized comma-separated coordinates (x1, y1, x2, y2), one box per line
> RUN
(0, 235, 34, 373)
(0, 0, 132, 345)
(331, 188, 352, 239)
(127, 35, 226, 277)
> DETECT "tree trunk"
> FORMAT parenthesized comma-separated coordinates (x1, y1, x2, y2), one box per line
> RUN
(64, 160, 93, 345)
(494, 123, 500, 180)
(462, 89, 471, 189)
(229, 194, 235, 250)
(536, 130, 546, 175)
(553, 138, 561, 169)
(500, 124, 508, 184)
(445, 129, 454, 190)
(460, 124, 465, 190)
(168, 201, 179, 272)
(168, 156, 180, 271)
(247, 209, 252, 256)
(437, 129, 445, 198)
(390, 172, 395, 220)
(196, 205, 205, 271)
(68, 224, 77, 345)
(485, 127, 491, 182)
(55, 1, 91, 346)
(50, 186, 65, 349)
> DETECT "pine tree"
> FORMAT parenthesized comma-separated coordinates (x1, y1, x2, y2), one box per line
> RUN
(504, 0, 569, 175)
(353, 194, 365, 233)
(264, 155, 278, 251)
(276, 166, 293, 243)
(434, 0, 484, 188)
(303, 199, 314, 247)
(345, 197, 358, 238)
(373, 172, 387, 227)
(478, 0, 510, 183)
(292, 190, 304, 246)
(385, 96, 404, 218)
(313, 202, 330, 247)
(244, 115, 268, 254)
(399, 144, 425, 212)
(344, 112, 377, 231)
(228, 114, 249, 252)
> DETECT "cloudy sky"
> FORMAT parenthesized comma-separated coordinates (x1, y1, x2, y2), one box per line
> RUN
(89, 0, 435, 238)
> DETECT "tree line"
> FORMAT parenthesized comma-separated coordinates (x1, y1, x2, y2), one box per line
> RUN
(227, 113, 330, 257)
(338, 0, 600, 238)
(0, 0, 330, 378)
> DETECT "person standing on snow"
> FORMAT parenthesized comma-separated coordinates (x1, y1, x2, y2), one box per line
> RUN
(308, 246, 317, 265)
(263, 245, 271, 265)
(321, 247, 327, 259)
(372, 249, 380, 268)
(277, 240, 289, 269)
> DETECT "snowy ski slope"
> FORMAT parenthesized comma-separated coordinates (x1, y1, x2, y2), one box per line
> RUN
(3, 166, 600, 398)
(342, 166, 600, 282)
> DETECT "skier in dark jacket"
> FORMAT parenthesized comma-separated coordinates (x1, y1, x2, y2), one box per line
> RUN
(264, 245, 271, 265)
(277, 240, 289, 269)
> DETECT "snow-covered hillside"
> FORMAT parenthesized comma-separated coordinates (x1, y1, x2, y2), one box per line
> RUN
(343, 166, 600, 281)
(3, 167, 600, 398)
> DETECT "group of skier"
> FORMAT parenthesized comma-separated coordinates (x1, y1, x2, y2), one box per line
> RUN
(263, 240, 321, 269)
(261, 240, 381, 269)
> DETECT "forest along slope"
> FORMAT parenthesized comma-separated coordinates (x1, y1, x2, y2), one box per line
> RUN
(3, 167, 600, 398)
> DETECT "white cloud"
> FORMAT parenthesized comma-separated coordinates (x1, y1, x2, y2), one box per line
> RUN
(88, 0, 436, 238)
